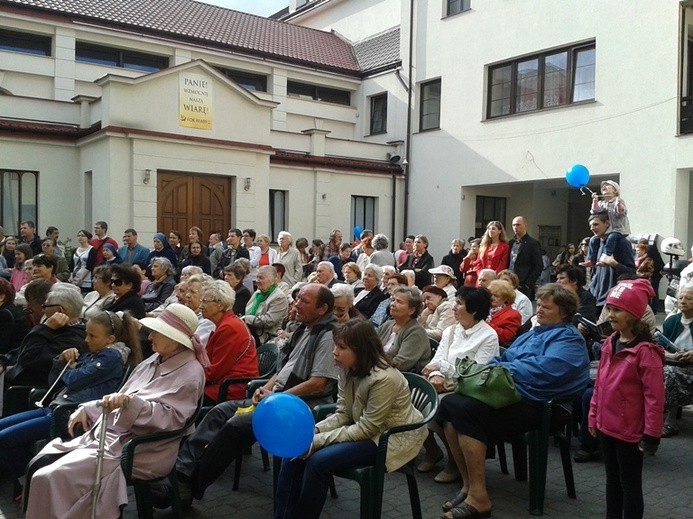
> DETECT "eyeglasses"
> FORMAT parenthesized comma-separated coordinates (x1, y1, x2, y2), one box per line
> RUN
(41, 303, 63, 310)
(199, 298, 218, 305)
(110, 279, 124, 286)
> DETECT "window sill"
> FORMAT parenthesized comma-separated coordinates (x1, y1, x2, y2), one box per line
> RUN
(442, 8, 473, 21)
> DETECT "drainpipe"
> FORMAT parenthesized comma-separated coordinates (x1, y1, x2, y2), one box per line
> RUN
(403, 0, 415, 235)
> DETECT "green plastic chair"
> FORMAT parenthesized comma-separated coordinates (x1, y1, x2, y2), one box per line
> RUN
(308, 372, 438, 519)
(217, 341, 278, 402)
(497, 395, 578, 516)
(120, 395, 203, 519)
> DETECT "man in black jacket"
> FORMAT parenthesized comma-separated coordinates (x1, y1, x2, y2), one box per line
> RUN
(1, 283, 87, 392)
(509, 216, 543, 301)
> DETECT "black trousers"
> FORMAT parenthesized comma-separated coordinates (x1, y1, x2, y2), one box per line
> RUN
(600, 433, 644, 519)
(176, 398, 256, 499)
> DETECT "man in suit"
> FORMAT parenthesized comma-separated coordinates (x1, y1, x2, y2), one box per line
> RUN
(508, 216, 543, 301)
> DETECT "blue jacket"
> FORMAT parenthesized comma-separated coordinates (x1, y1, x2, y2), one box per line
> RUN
(588, 234, 635, 307)
(491, 323, 589, 402)
(49, 343, 129, 404)
(118, 243, 150, 266)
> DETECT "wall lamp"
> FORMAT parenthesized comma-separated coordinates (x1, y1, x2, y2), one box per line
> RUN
(243, 177, 252, 191)
(386, 152, 401, 164)
(143, 169, 151, 184)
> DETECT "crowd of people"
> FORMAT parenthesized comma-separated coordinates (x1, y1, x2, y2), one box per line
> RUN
(0, 210, 689, 519)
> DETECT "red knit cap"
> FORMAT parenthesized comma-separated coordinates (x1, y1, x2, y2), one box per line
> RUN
(605, 279, 656, 319)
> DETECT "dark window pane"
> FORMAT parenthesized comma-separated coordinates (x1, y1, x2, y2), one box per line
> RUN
(0, 29, 51, 56)
(447, 0, 471, 16)
(76, 42, 167, 72)
(421, 79, 441, 130)
(370, 93, 387, 134)
(287, 81, 350, 105)
(516, 58, 539, 113)
(269, 190, 287, 241)
(543, 52, 568, 107)
(217, 68, 267, 92)
(489, 65, 512, 117)
(572, 47, 596, 102)
(351, 196, 376, 232)
(1, 170, 38, 235)
(486, 42, 594, 118)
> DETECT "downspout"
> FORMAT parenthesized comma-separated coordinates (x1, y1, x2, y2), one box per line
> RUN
(403, 0, 414, 235)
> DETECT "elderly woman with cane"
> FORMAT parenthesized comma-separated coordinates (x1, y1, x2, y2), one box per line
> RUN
(24, 304, 207, 519)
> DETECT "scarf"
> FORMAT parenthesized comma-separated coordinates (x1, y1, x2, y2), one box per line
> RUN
(248, 285, 276, 316)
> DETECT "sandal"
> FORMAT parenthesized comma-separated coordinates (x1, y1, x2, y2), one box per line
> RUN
(442, 490, 467, 512)
(442, 502, 492, 519)
(662, 424, 679, 438)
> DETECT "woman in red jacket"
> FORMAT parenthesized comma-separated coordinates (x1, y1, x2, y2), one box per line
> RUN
(199, 280, 259, 403)
(486, 280, 522, 346)
(459, 239, 482, 287)
(479, 221, 510, 274)
(588, 279, 664, 519)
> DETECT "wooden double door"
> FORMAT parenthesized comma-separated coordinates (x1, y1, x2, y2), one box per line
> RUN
(157, 172, 232, 238)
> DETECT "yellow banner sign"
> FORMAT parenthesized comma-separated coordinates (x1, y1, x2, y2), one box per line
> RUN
(179, 73, 212, 130)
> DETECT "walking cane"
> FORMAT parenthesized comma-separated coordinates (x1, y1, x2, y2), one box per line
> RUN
(35, 362, 71, 408)
(91, 402, 109, 519)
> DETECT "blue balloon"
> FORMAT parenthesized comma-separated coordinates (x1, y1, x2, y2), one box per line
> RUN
(565, 164, 590, 188)
(252, 393, 315, 458)
(353, 225, 363, 240)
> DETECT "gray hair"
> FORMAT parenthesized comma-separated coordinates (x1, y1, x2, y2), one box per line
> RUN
(363, 263, 384, 281)
(258, 265, 278, 282)
(277, 231, 293, 244)
(46, 283, 84, 318)
(400, 270, 415, 284)
(392, 286, 423, 318)
(372, 234, 389, 251)
(478, 269, 497, 281)
(317, 261, 336, 278)
(330, 283, 355, 306)
(151, 257, 174, 276)
(202, 279, 236, 311)
(382, 265, 397, 276)
(181, 265, 203, 276)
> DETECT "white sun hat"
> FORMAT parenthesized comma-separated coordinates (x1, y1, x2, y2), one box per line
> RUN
(139, 303, 198, 350)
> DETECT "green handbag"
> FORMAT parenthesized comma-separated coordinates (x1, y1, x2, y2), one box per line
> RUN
(453, 357, 522, 409)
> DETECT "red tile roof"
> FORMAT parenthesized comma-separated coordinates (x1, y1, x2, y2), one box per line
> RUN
(2, 0, 361, 74)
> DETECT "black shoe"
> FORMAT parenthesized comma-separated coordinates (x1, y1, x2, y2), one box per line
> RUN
(150, 483, 172, 510)
(573, 449, 597, 463)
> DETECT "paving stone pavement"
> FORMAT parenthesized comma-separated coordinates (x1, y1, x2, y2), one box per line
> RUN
(1, 408, 691, 519)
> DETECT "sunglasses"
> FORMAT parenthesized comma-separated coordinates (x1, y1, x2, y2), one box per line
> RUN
(110, 279, 125, 286)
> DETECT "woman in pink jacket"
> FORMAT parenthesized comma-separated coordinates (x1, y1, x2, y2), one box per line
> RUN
(24, 304, 207, 519)
(588, 279, 664, 519)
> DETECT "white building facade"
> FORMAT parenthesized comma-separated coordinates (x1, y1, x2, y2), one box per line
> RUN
(0, 0, 404, 247)
(285, 0, 693, 261)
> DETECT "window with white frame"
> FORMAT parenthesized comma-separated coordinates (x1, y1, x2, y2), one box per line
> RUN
(1, 170, 38, 235)
(351, 195, 376, 233)
(420, 79, 441, 131)
(269, 190, 287, 241)
(369, 93, 387, 135)
(487, 43, 595, 118)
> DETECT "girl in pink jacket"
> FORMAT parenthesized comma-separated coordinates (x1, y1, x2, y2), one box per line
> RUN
(588, 278, 664, 519)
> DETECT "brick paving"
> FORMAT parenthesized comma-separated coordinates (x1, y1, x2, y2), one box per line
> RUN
(1, 408, 691, 518)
